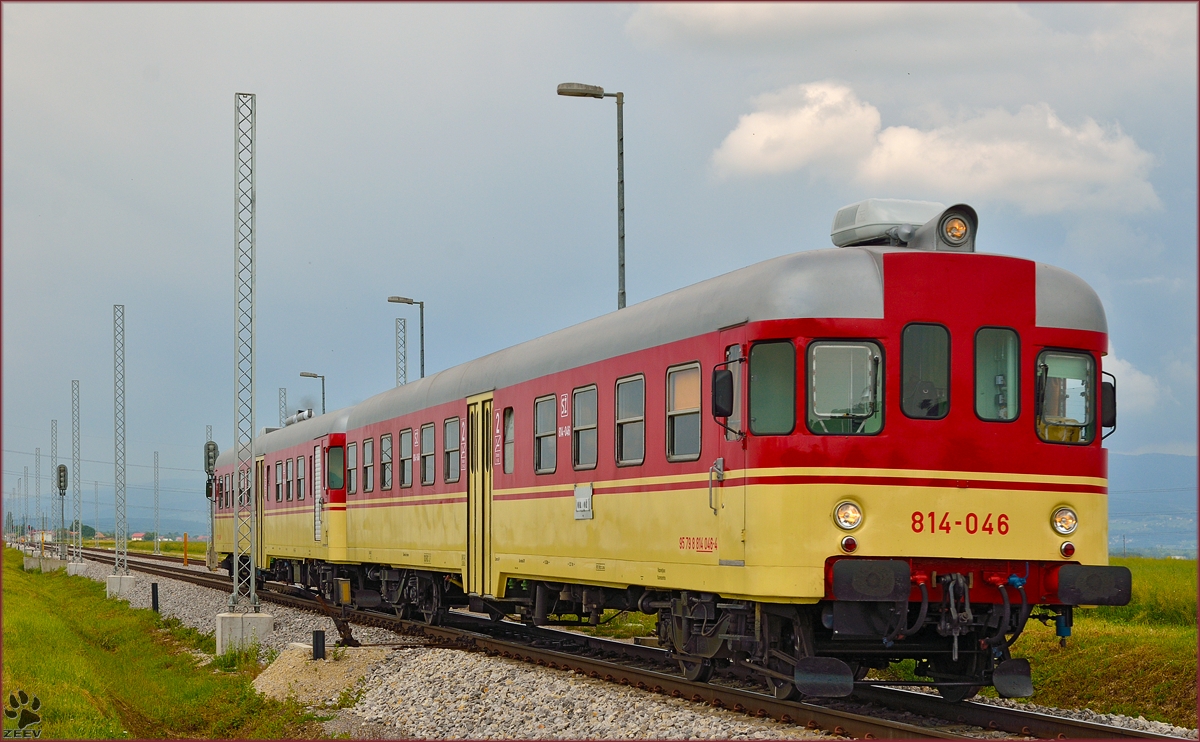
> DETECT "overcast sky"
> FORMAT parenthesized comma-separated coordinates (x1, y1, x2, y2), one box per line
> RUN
(3, 3, 1196, 531)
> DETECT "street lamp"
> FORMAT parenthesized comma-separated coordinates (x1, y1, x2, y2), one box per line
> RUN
(558, 81, 626, 310)
(299, 372, 326, 415)
(388, 296, 425, 378)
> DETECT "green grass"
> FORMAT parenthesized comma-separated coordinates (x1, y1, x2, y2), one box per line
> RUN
(1092, 557, 1196, 626)
(92, 539, 204, 558)
(1, 548, 322, 738)
(556, 610, 659, 640)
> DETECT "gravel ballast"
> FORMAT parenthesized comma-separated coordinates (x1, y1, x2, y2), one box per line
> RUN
(77, 554, 1197, 740)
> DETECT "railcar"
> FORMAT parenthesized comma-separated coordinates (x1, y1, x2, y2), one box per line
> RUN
(212, 199, 1130, 700)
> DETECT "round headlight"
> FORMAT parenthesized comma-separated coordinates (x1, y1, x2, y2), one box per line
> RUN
(1052, 507, 1078, 535)
(835, 501, 863, 530)
(942, 216, 968, 245)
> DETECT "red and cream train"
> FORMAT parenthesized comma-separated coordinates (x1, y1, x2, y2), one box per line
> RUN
(213, 199, 1130, 700)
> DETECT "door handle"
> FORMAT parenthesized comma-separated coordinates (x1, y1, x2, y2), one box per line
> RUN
(707, 457, 724, 515)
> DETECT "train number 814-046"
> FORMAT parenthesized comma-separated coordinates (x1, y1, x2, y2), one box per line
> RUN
(912, 511, 1009, 535)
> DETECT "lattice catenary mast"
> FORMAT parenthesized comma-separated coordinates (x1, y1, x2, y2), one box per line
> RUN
(34, 450, 41, 541)
(22, 470, 29, 541)
(72, 381, 82, 562)
(232, 92, 259, 610)
(396, 318, 407, 387)
(278, 388, 287, 427)
(113, 304, 128, 575)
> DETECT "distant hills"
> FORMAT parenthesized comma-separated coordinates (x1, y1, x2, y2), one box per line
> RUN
(1108, 453, 1197, 558)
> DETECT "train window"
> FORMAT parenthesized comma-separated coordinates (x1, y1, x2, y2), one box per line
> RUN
(275, 461, 283, 502)
(616, 376, 645, 465)
(363, 438, 374, 493)
(902, 324, 950, 419)
(1036, 351, 1095, 444)
(420, 425, 435, 485)
(346, 443, 357, 494)
(749, 341, 795, 435)
(400, 429, 413, 487)
(534, 396, 556, 474)
(296, 456, 305, 500)
(573, 386, 598, 470)
(326, 446, 344, 490)
(807, 341, 884, 435)
(667, 364, 701, 461)
(976, 328, 1020, 421)
(380, 434, 393, 490)
(286, 458, 294, 501)
(224, 474, 230, 508)
(503, 408, 515, 474)
(444, 418, 461, 483)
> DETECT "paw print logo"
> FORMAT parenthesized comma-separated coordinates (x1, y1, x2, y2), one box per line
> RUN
(4, 691, 41, 730)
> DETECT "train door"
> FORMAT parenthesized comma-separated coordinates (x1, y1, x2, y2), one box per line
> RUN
(312, 444, 323, 542)
(255, 455, 266, 566)
(466, 392, 494, 596)
(717, 327, 747, 567)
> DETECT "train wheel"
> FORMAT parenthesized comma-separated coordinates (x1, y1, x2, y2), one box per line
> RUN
(937, 684, 981, 703)
(679, 658, 713, 683)
(767, 676, 800, 700)
(420, 579, 443, 625)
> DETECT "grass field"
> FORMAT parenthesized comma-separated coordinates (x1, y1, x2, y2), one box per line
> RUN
(1, 548, 322, 738)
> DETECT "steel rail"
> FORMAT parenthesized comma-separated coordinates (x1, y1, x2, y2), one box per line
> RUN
(76, 550, 1189, 741)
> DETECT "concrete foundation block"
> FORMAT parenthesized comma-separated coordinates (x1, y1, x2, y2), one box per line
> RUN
(106, 574, 136, 599)
(23, 556, 67, 572)
(66, 562, 87, 576)
(215, 612, 274, 655)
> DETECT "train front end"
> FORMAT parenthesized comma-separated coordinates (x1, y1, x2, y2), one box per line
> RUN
(752, 200, 1130, 700)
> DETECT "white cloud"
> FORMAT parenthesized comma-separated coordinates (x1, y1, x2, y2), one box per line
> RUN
(1104, 353, 1161, 415)
(711, 82, 1160, 214)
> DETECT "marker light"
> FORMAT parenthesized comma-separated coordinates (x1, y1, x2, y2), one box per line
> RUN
(841, 536, 858, 553)
(835, 501, 863, 530)
(942, 216, 969, 245)
(1052, 507, 1078, 535)
(1060, 542, 1076, 558)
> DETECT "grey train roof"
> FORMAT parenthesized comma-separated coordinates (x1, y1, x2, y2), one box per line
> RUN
(216, 247, 1105, 466)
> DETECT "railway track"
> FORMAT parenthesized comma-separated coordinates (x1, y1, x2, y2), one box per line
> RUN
(77, 548, 1188, 741)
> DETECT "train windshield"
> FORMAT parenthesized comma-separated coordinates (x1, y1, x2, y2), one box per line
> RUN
(808, 341, 883, 434)
(326, 445, 344, 489)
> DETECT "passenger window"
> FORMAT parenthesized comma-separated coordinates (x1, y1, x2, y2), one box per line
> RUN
(326, 446, 344, 490)
(573, 386, 598, 470)
(749, 341, 795, 435)
(667, 364, 701, 460)
(503, 408, 515, 474)
(616, 376, 645, 465)
(808, 341, 883, 435)
(902, 324, 950, 419)
(362, 438, 374, 493)
(420, 425, 435, 485)
(534, 396, 556, 474)
(1036, 351, 1095, 444)
(444, 418, 461, 483)
(275, 461, 283, 502)
(399, 429, 413, 488)
(380, 434, 393, 490)
(346, 443, 357, 494)
(286, 458, 293, 501)
(976, 328, 1020, 421)
(296, 456, 305, 500)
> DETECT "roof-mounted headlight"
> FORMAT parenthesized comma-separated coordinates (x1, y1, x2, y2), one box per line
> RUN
(942, 215, 969, 245)
(907, 204, 978, 252)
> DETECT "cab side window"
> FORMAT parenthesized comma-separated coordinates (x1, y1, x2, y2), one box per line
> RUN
(748, 341, 795, 435)
(1036, 350, 1095, 444)
(346, 443, 357, 494)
